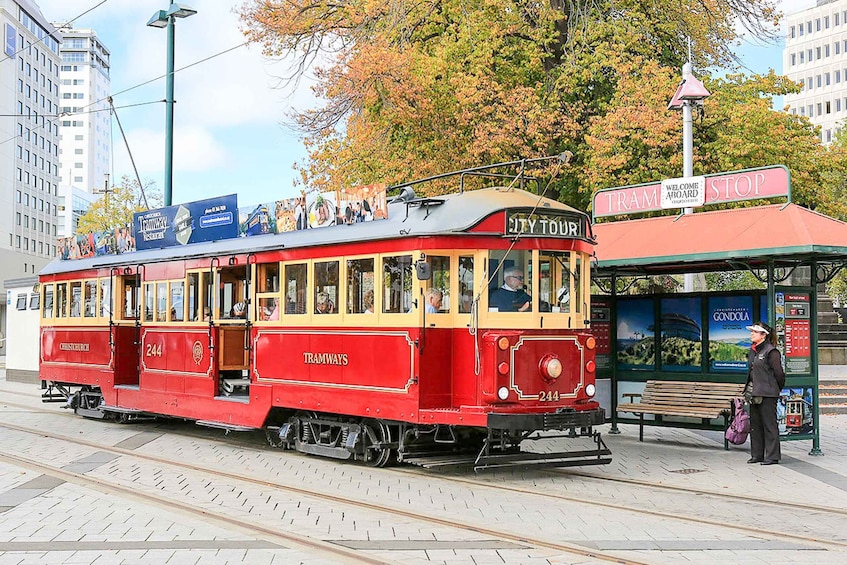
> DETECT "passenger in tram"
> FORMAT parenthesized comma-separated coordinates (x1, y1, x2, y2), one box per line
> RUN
(268, 298, 280, 321)
(363, 290, 374, 314)
(315, 292, 335, 314)
(489, 267, 531, 312)
(425, 288, 443, 313)
(231, 301, 247, 318)
(202, 306, 212, 321)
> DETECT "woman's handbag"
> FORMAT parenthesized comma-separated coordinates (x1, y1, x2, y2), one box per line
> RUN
(725, 397, 750, 445)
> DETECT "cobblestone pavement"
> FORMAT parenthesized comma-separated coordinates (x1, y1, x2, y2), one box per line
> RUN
(1, 372, 846, 564)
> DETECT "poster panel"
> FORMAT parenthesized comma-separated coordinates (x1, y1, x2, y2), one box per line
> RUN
(708, 296, 753, 372)
(591, 296, 612, 371)
(134, 194, 239, 251)
(775, 291, 811, 374)
(616, 298, 655, 370)
(779, 386, 815, 438)
(659, 297, 702, 371)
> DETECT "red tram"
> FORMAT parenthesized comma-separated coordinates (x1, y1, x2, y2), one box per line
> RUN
(39, 158, 609, 470)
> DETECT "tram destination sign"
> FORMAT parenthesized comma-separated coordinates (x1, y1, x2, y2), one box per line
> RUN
(506, 211, 586, 238)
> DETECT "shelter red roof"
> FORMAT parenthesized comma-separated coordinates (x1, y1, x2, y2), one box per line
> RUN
(593, 203, 847, 273)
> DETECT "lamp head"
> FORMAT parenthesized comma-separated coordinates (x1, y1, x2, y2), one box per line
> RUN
(167, 3, 197, 18)
(146, 10, 169, 28)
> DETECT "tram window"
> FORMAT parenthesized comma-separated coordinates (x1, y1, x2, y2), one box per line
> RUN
(428, 255, 450, 312)
(314, 260, 339, 314)
(256, 263, 279, 293)
(170, 281, 184, 321)
(156, 282, 168, 321)
(187, 273, 199, 321)
(83, 280, 97, 317)
(219, 266, 247, 319)
(487, 250, 532, 312)
(122, 278, 140, 319)
(540, 252, 571, 313)
(383, 255, 413, 313)
(56, 282, 68, 318)
(16, 293, 26, 310)
(284, 263, 307, 314)
(346, 257, 374, 314)
(69, 281, 82, 317)
(144, 283, 154, 322)
(42, 284, 54, 318)
(458, 256, 475, 313)
(574, 256, 582, 314)
(99, 279, 111, 318)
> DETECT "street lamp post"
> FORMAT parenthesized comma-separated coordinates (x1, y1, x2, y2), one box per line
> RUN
(147, 3, 197, 207)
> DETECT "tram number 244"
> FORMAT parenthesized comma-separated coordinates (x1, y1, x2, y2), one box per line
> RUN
(538, 390, 560, 402)
(145, 343, 163, 357)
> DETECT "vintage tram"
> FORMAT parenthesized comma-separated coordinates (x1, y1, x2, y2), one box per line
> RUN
(39, 158, 609, 470)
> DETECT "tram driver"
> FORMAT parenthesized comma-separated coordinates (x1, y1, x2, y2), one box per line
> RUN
(489, 267, 531, 312)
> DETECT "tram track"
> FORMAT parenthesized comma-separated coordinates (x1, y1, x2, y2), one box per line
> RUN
(2, 396, 846, 557)
(0, 403, 646, 565)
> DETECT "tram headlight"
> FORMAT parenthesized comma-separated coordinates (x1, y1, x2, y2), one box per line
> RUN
(539, 355, 562, 382)
(586, 384, 596, 397)
(497, 386, 510, 400)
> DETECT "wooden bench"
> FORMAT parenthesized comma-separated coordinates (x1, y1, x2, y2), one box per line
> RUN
(618, 380, 747, 449)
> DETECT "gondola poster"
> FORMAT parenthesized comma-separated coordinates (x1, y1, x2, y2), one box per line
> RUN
(708, 296, 753, 372)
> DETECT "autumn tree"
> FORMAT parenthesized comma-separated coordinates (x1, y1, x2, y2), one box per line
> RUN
(240, 1, 783, 199)
(76, 176, 161, 234)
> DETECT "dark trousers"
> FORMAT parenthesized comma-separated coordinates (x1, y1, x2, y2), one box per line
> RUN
(749, 396, 781, 462)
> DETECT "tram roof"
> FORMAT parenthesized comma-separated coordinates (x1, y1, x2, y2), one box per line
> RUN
(41, 186, 586, 276)
(593, 203, 847, 275)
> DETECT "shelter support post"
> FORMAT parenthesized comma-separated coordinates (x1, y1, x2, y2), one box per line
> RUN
(609, 272, 620, 434)
(811, 260, 823, 455)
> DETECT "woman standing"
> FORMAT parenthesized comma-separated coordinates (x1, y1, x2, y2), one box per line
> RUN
(745, 322, 786, 465)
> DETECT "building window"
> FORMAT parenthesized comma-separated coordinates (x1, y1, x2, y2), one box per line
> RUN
(826, 16, 830, 29)
(791, 53, 796, 66)
(791, 25, 796, 38)
(837, 99, 842, 112)
(837, 13, 841, 26)
(817, 75, 822, 88)
(827, 73, 831, 85)
(817, 46, 822, 59)
(838, 42, 842, 55)
(826, 44, 831, 57)
(808, 48, 813, 61)
(817, 102, 823, 115)
(800, 51, 805, 63)
(827, 101, 832, 114)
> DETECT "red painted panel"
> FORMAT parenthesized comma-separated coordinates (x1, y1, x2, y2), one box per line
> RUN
(113, 326, 139, 386)
(41, 327, 112, 367)
(254, 328, 416, 390)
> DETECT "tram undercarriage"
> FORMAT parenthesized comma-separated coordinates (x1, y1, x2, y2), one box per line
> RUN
(266, 411, 611, 472)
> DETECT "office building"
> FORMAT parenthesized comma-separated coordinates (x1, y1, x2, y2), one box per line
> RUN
(54, 22, 110, 196)
(0, 0, 63, 356)
(783, 0, 847, 144)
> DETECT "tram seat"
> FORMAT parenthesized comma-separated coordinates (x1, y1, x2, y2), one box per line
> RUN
(619, 380, 747, 449)
(220, 377, 251, 396)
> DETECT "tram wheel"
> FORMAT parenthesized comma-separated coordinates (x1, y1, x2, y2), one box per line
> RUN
(362, 419, 392, 467)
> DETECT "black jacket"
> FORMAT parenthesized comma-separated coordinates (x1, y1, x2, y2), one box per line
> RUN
(747, 341, 786, 397)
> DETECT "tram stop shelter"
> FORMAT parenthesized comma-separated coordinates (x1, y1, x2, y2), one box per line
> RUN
(590, 166, 847, 454)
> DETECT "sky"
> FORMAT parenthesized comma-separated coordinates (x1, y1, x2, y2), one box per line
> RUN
(32, 0, 818, 209)
(35, 0, 315, 207)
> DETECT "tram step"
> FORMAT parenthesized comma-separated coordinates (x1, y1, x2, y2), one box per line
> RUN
(196, 420, 257, 432)
(295, 442, 353, 460)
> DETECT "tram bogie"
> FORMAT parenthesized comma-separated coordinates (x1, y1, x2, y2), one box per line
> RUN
(39, 158, 610, 471)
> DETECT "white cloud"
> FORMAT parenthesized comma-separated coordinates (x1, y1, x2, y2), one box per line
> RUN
(114, 126, 229, 175)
